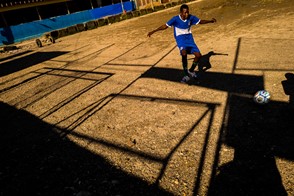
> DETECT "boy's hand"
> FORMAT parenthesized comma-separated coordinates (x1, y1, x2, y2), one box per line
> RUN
(147, 31, 153, 37)
(211, 18, 217, 23)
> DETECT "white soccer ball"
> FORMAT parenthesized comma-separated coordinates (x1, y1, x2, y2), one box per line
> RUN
(253, 90, 270, 104)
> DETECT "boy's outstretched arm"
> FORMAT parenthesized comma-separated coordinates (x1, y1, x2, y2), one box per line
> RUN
(147, 24, 168, 37)
(199, 18, 217, 24)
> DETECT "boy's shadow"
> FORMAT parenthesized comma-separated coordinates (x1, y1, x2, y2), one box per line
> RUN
(141, 51, 229, 84)
(189, 51, 228, 80)
(198, 51, 214, 72)
(199, 51, 227, 72)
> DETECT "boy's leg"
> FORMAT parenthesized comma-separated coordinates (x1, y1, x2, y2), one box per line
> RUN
(189, 51, 202, 72)
(181, 49, 189, 76)
(180, 49, 191, 83)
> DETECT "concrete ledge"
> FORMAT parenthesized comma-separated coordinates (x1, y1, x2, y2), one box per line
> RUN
(146, 8, 153, 13)
(120, 14, 127, 21)
(171, 2, 178, 6)
(126, 12, 134, 19)
(58, 28, 68, 38)
(76, 24, 85, 32)
(120, 12, 133, 20)
(165, 3, 172, 8)
(97, 18, 108, 27)
(154, 5, 165, 11)
(67, 25, 78, 35)
(85, 21, 97, 30)
(49, 30, 59, 39)
(113, 14, 122, 23)
(132, 10, 140, 17)
(107, 16, 115, 24)
(140, 9, 147, 16)
(107, 15, 121, 24)
(2, 45, 18, 52)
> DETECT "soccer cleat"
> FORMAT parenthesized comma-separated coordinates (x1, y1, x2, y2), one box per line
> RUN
(181, 75, 191, 83)
(188, 71, 198, 79)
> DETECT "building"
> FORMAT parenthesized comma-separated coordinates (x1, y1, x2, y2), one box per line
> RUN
(0, 0, 132, 28)
(0, 0, 177, 45)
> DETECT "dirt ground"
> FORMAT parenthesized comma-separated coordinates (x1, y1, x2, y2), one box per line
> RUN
(0, 0, 293, 195)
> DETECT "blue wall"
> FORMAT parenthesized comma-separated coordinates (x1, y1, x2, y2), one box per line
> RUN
(0, 1, 135, 46)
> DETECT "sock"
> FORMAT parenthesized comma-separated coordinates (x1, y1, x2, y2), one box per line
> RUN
(182, 55, 189, 76)
(189, 61, 198, 72)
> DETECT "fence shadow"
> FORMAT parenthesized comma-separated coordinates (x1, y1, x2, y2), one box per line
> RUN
(0, 50, 33, 62)
(0, 101, 172, 195)
(208, 95, 293, 196)
(0, 51, 68, 77)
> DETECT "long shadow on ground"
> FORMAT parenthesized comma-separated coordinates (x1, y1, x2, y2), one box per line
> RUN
(141, 66, 264, 94)
(0, 51, 68, 77)
(0, 102, 172, 196)
(208, 95, 293, 196)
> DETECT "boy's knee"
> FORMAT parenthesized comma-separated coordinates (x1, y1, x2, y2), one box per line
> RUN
(181, 50, 187, 56)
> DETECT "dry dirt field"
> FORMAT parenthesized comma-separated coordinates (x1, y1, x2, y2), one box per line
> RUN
(0, 0, 293, 195)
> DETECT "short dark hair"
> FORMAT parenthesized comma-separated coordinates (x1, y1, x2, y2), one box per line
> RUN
(180, 4, 189, 12)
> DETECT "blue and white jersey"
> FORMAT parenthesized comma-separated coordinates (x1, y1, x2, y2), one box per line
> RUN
(166, 15, 200, 48)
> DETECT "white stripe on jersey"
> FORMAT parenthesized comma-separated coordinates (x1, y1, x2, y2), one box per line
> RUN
(174, 27, 191, 36)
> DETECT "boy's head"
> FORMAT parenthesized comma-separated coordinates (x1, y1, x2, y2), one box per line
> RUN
(180, 4, 189, 20)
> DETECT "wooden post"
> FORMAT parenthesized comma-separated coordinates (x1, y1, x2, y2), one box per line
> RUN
(65, 2, 70, 14)
(90, 0, 94, 9)
(150, 0, 154, 10)
(133, 0, 138, 9)
(120, 0, 125, 13)
(36, 7, 42, 20)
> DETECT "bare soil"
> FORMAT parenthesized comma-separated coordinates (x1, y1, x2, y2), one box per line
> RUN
(0, 0, 293, 195)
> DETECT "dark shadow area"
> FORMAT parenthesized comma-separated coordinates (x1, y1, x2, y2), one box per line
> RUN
(0, 51, 68, 77)
(141, 50, 262, 94)
(208, 95, 293, 196)
(0, 50, 33, 62)
(141, 66, 183, 83)
(282, 72, 294, 109)
(0, 101, 172, 196)
(141, 66, 263, 94)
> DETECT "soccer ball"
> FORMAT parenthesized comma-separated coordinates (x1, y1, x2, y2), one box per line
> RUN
(253, 90, 270, 104)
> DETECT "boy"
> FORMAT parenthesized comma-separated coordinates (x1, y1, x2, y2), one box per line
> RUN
(147, 4, 216, 83)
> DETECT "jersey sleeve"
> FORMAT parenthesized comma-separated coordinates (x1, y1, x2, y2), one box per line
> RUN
(190, 15, 200, 25)
(166, 16, 177, 27)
